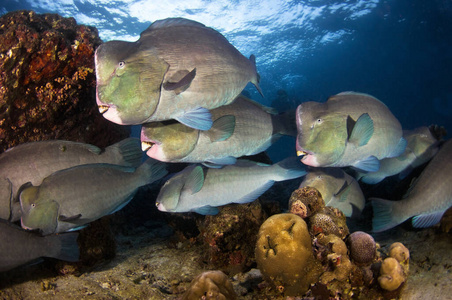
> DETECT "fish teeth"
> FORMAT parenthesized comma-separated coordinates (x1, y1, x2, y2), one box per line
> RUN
(98, 105, 109, 114)
(141, 141, 154, 152)
(297, 150, 307, 157)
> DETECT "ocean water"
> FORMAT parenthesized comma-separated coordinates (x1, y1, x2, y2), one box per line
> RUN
(2, 1, 451, 161)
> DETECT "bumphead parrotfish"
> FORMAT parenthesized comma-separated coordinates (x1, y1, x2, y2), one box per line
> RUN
(141, 95, 296, 166)
(295, 92, 406, 172)
(0, 219, 79, 272)
(19, 159, 167, 235)
(156, 157, 306, 215)
(0, 138, 142, 222)
(298, 168, 365, 218)
(95, 18, 262, 130)
(357, 126, 440, 184)
(371, 139, 452, 232)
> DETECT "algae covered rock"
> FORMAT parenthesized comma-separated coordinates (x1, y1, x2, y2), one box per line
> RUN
(0, 10, 128, 152)
(181, 270, 237, 300)
(255, 213, 322, 296)
(378, 257, 407, 291)
(308, 206, 349, 239)
(288, 186, 325, 218)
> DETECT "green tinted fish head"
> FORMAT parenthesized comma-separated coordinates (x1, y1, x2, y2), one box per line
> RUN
(141, 121, 198, 161)
(155, 174, 186, 212)
(95, 41, 168, 125)
(296, 102, 347, 167)
(405, 126, 440, 158)
(20, 186, 59, 235)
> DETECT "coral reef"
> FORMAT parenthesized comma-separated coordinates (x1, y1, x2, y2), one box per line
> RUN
(308, 206, 349, 239)
(0, 10, 129, 152)
(181, 270, 237, 300)
(288, 186, 325, 218)
(255, 213, 323, 296)
(196, 200, 268, 274)
(378, 257, 406, 291)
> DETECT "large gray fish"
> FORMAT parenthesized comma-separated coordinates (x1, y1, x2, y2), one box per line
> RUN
(357, 126, 440, 184)
(156, 157, 306, 215)
(371, 139, 452, 232)
(95, 18, 262, 130)
(20, 159, 167, 235)
(141, 95, 296, 166)
(0, 219, 79, 272)
(0, 138, 142, 222)
(295, 92, 406, 172)
(298, 168, 365, 218)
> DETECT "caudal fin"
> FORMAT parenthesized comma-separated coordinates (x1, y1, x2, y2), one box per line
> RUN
(271, 109, 297, 137)
(272, 157, 307, 181)
(47, 232, 80, 262)
(371, 198, 407, 232)
(106, 137, 143, 167)
(137, 158, 168, 185)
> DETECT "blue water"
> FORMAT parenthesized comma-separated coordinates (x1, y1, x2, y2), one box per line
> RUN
(1, 0, 451, 162)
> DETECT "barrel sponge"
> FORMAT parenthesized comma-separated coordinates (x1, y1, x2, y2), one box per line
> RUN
(378, 257, 407, 291)
(255, 213, 322, 296)
(181, 270, 237, 300)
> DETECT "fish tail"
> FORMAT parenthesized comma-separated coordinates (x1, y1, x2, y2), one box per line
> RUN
(271, 109, 297, 137)
(249, 54, 264, 97)
(137, 158, 168, 185)
(47, 232, 80, 262)
(371, 198, 407, 232)
(106, 138, 142, 167)
(272, 157, 307, 181)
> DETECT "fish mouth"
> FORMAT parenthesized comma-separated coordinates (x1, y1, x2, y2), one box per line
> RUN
(98, 105, 110, 114)
(141, 141, 155, 152)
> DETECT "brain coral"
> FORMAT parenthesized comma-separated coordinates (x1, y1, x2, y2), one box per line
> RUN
(255, 213, 322, 296)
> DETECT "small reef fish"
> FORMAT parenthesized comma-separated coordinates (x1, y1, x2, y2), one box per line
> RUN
(298, 168, 365, 218)
(0, 219, 79, 272)
(371, 139, 452, 232)
(295, 91, 406, 172)
(95, 17, 262, 130)
(357, 126, 440, 184)
(141, 95, 296, 166)
(156, 157, 306, 215)
(0, 138, 142, 222)
(20, 159, 167, 235)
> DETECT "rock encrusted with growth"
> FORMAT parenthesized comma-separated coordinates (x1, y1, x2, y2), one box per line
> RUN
(181, 270, 237, 300)
(0, 10, 129, 152)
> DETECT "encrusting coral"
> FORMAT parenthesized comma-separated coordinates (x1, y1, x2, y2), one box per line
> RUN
(255, 213, 322, 296)
(181, 270, 237, 300)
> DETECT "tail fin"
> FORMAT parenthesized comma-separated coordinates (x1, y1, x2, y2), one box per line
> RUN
(271, 157, 307, 182)
(136, 158, 168, 185)
(47, 232, 80, 262)
(271, 109, 297, 137)
(371, 198, 407, 232)
(106, 138, 143, 167)
(249, 55, 264, 98)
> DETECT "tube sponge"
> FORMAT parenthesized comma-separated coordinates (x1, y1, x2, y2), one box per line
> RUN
(181, 270, 237, 300)
(255, 213, 322, 296)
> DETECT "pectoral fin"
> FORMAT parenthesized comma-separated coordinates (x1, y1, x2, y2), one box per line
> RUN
(203, 156, 237, 168)
(163, 68, 196, 94)
(175, 107, 213, 130)
(334, 180, 351, 202)
(206, 115, 235, 142)
(184, 165, 205, 194)
(347, 113, 374, 146)
(352, 155, 380, 172)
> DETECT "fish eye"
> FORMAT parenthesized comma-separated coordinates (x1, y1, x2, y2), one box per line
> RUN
(118, 61, 126, 68)
(31, 203, 36, 208)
